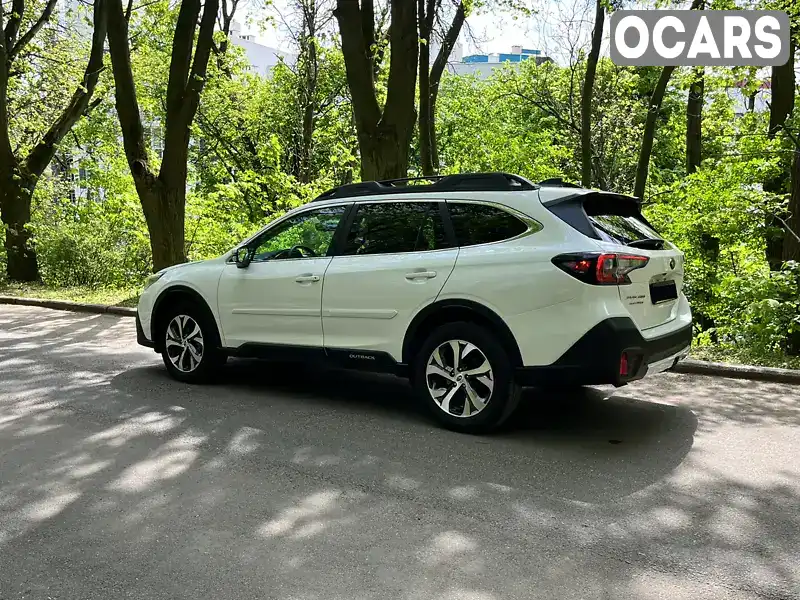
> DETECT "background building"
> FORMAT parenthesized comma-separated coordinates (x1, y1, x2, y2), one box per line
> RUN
(447, 45, 551, 79)
(229, 21, 296, 76)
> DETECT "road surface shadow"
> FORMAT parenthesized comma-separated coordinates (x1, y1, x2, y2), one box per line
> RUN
(2, 327, 798, 599)
(109, 359, 697, 503)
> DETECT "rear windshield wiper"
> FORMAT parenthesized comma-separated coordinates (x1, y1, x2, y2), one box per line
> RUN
(626, 238, 665, 250)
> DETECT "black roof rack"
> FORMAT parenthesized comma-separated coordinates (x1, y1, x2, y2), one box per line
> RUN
(312, 172, 538, 202)
(537, 177, 583, 189)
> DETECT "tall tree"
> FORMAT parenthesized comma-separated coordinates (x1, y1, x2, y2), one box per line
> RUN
(106, 0, 219, 271)
(686, 67, 703, 174)
(335, 0, 418, 181)
(632, 66, 674, 199)
(418, 0, 466, 176)
(764, 38, 795, 271)
(632, 0, 702, 200)
(0, 0, 108, 281)
(783, 140, 800, 263)
(292, 0, 336, 182)
(580, 0, 603, 188)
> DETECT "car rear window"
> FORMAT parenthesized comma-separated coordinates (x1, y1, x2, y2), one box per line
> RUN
(543, 191, 664, 247)
(588, 214, 662, 245)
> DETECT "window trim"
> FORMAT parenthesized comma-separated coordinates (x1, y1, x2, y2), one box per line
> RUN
(332, 198, 456, 258)
(445, 199, 543, 249)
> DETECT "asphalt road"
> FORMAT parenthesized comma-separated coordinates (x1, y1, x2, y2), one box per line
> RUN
(1, 305, 798, 600)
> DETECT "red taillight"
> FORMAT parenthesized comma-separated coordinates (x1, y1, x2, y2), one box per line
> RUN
(619, 352, 629, 376)
(553, 252, 649, 285)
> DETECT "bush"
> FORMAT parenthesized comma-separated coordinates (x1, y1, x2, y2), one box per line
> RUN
(31, 185, 152, 288)
(646, 151, 799, 358)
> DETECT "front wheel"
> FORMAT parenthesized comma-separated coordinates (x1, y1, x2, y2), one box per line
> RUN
(160, 303, 225, 383)
(412, 322, 521, 434)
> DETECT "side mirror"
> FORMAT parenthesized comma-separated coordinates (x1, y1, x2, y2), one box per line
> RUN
(234, 246, 252, 269)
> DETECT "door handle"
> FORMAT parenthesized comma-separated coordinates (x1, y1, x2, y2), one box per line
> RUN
(295, 274, 320, 283)
(405, 270, 437, 280)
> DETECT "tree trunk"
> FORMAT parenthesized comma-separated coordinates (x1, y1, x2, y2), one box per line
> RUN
(0, 0, 107, 282)
(298, 3, 319, 183)
(335, 0, 418, 181)
(359, 126, 410, 181)
(632, 0, 703, 200)
(685, 66, 716, 332)
(580, 0, 604, 188)
(632, 66, 675, 200)
(107, 0, 217, 272)
(139, 181, 187, 271)
(686, 67, 703, 174)
(418, 0, 434, 176)
(0, 172, 39, 282)
(420, 0, 465, 177)
(764, 38, 796, 271)
(783, 147, 800, 263)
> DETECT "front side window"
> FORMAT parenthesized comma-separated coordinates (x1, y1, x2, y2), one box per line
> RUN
(251, 205, 347, 261)
(342, 202, 450, 256)
(448, 202, 528, 247)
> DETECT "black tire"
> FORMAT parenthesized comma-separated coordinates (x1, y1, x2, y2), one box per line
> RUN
(159, 301, 225, 383)
(412, 321, 521, 434)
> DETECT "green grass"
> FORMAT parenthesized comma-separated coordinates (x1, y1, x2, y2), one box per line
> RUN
(0, 282, 141, 308)
(690, 345, 800, 371)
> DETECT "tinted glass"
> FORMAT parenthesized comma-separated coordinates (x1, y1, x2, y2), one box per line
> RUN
(342, 202, 450, 256)
(252, 205, 346, 260)
(448, 203, 528, 246)
(589, 215, 662, 245)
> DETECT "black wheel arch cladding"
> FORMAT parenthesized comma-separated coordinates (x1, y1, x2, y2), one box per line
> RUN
(152, 285, 220, 353)
(402, 299, 523, 367)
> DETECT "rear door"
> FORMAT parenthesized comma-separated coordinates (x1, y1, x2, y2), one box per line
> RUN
(589, 211, 684, 332)
(321, 200, 458, 362)
(543, 190, 684, 332)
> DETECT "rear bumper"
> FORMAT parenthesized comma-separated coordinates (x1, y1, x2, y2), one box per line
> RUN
(516, 317, 692, 387)
(136, 312, 155, 349)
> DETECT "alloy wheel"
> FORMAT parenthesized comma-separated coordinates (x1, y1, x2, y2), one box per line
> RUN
(425, 339, 494, 418)
(165, 314, 204, 373)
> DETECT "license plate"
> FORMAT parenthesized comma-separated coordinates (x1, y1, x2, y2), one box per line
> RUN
(650, 280, 677, 304)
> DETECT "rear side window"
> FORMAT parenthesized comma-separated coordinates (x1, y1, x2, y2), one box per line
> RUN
(342, 201, 450, 256)
(448, 202, 528, 247)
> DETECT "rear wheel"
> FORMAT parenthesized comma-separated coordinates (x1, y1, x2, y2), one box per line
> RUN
(412, 322, 521, 434)
(160, 302, 225, 383)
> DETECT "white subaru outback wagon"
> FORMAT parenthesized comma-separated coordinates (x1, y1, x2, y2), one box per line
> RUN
(136, 173, 692, 433)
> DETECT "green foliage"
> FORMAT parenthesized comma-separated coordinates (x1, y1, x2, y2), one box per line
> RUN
(5, 1, 92, 157)
(645, 135, 798, 358)
(30, 179, 151, 288)
(434, 70, 569, 180)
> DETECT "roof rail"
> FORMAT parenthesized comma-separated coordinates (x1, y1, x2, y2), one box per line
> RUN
(312, 172, 538, 202)
(538, 177, 583, 189)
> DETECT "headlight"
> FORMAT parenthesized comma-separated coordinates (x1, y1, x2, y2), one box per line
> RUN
(143, 272, 164, 290)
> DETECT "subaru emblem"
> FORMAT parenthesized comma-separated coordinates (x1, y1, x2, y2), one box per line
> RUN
(669, 258, 676, 270)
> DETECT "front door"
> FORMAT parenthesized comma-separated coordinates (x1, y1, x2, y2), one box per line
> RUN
(218, 204, 349, 348)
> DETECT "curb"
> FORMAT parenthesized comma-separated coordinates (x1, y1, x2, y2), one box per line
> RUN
(672, 358, 800, 385)
(0, 295, 136, 317)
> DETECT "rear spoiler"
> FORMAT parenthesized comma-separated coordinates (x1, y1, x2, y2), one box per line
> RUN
(542, 191, 656, 240)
